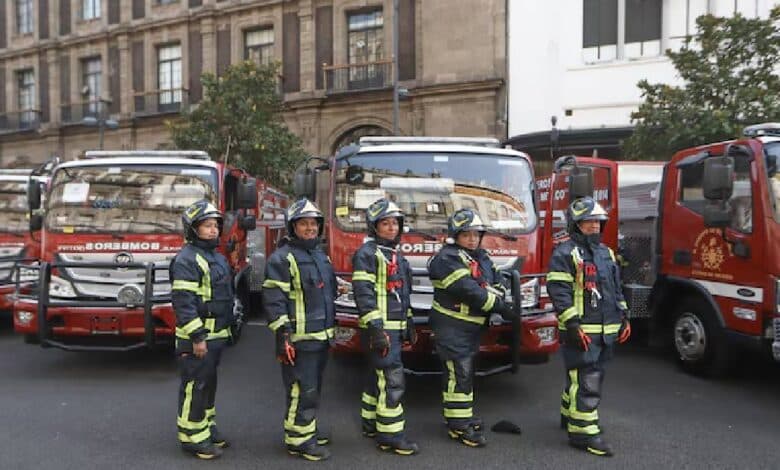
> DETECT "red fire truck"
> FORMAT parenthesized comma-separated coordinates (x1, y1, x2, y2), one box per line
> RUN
(541, 123, 780, 375)
(12, 150, 281, 351)
(0, 169, 47, 312)
(293, 136, 559, 375)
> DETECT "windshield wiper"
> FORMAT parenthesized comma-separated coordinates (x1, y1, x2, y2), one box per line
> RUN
(483, 229, 517, 242)
(55, 224, 124, 238)
(403, 228, 439, 241)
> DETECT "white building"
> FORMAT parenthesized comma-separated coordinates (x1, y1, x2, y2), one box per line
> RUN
(507, 0, 778, 158)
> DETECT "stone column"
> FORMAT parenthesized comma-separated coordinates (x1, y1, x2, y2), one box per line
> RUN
(47, 48, 59, 125)
(201, 17, 216, 75)
(117, 33, 131, 117)
(298, 0, 315, 93)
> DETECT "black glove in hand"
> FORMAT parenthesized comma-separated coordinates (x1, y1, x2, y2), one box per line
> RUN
(404, 318, 418, 345)
(275, 328, 296, 365)
(494, 300, 518, 321)
(368, 324, 390, 357)
(565, 323, 591, 351)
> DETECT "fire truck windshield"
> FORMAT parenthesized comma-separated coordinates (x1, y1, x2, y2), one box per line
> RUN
(0, 180, 29, 234)
(45, 164, 218, 234)
(334, 152, 537, 234)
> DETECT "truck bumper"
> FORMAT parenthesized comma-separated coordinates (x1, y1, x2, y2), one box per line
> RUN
(13, 298, 176, 351)
(332, 311, 559, 375)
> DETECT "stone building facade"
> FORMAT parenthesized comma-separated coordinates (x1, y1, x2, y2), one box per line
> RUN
(0, 0, 507, 166)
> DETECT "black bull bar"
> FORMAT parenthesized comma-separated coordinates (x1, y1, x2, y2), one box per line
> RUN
(22, 261, 171, 352)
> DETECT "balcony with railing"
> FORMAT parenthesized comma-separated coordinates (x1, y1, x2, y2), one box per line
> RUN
(60, 98, 112, 126)
(133, 88, 190, 117)
(323, 60, 393, 94)
(0, 110, 42, 134)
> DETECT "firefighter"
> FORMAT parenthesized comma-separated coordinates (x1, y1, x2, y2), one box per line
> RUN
(172, 199, 234, 460)
(352, 198, 419, 456)
(428, 208, 517, 448)
(262, 198, 338, 462)
(546, 196, 631, 457)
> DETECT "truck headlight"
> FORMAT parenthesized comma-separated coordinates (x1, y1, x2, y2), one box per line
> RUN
(15, 310, 34, 326)
(117, 284, 144, 307)
(49, 276, 77, 298)
(520, 278, 540, 308)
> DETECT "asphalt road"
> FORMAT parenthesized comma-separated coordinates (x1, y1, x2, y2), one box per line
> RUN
(1, 316, 779, 470)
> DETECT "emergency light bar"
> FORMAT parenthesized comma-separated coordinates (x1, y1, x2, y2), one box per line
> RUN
(81, 150, 212, 160)
(0, 169, 33, 175)
(359, 136, 501, 148)
(743, 122, 780, 137)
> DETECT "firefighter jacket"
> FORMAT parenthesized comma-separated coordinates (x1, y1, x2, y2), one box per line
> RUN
(428, 244, 506, 333)
(263, 238, 337, 349)
(546, 236, 628, 342)
(171, 241, 235, 352)
(352, 239, 413, 331)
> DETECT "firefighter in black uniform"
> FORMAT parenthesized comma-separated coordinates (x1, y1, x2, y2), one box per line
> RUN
(263, 198, 338, 461)
(428, 208, 517, 448)
(546, 196, 631, 457)
(172, 199, 235, 460)
(352, 198, 419, 456)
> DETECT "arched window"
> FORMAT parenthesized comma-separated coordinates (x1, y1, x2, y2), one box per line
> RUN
(331, 125, 391, 154)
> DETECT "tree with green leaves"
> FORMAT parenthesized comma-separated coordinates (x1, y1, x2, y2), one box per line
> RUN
(168, 61, 306, 189)
(624, 7, 780, 160)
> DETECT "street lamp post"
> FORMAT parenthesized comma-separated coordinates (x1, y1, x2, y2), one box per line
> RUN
(392, 0, 399, 135)
(81, 93, 118, 150)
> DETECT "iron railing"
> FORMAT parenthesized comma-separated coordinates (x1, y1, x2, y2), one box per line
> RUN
(0, 109, 41, 133)
(322, 60, 393, 94)
(60, 98, 112, 125)
(133, 88, 189, 117)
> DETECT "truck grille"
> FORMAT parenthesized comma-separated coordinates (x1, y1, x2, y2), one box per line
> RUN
(773, 318, 780, 362)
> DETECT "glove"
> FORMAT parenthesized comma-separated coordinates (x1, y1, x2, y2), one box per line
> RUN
(275, 328, 296, 365)
(368, 324, 390, 358)
(618, 317, 631, 344)
(565, 323, 591, 351)
(494, 300, 518, 321)
(404, 318, 418, 345)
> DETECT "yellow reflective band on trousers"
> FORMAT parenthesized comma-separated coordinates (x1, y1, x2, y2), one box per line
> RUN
(178, 381, 211, 444)
(442, 361, 473, 419)
(375, 369, 405, 434)
(284, 382, 317, 446)
(206, 407, 216, 426)
(432, 300, 486, 325)
(567, 369, 600, 435)
(362, 392, 378, 406)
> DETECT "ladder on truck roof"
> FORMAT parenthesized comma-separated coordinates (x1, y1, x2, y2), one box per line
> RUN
(80, 150, 212, 160)
(359, 136, 501, 148)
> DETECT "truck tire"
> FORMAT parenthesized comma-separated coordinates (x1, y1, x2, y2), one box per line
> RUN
(23, 334, 40, 345)
(672, 297, 733, 377)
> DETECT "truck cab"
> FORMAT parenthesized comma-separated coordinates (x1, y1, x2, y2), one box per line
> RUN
(296, 136, 559, 375)
(542, 123, 780, 375)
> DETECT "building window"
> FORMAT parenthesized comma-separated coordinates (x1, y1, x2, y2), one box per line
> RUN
(82, 0, 101, 20)
(582, 0, 618, 62)
(158, 0, 178, 4)
(245, 28, 274, 66)
(158, 44, 182, 106)
(17, 69, 35, 126)
(624, 0, 662, 58)
(16, 0, 33, 34)
(348, 10, 383, 65)
(82, 58, 102, 116)
(668, 0, 709, 50)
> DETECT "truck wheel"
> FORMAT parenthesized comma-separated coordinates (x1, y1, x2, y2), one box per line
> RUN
(23, 334, 40, 345)
(672, 298, 733, 377)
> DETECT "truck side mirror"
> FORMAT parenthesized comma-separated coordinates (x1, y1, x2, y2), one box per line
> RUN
(30, 213, 43, 232)
(702, 156, 734, 201)
(569, 166, 594, 200)
(28, 180, 41, 211)
(345, 165, 364, 185)
(239, 215, 257, 231)
(237, 177, 258, 209)
(294, 168, 316, 199)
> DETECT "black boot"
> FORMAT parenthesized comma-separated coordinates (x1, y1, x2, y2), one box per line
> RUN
(569, 434, 614, 457)
(182, 441, 223, 460)
(448, 425, 487, 448)
(377, 434, 419, 456)
(470, 416, 484, 431)
(560, 414, 568, 430)
(362, 422, 377, 438)
(287, 441, 331, 461)
(210, 426, 230, 448)
(316, 430, 331, 446)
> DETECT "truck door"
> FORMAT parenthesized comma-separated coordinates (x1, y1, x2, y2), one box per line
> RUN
(541, 157, 618, 271)
(663, 141, 767, 338)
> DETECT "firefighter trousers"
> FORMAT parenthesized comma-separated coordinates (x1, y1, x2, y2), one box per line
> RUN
(281, 346, 329, 449)
(438, 355, 477, 430)
(177, 339, 226, 445)
(361, 330, 407, 440)
(560, 340, 613, 441)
